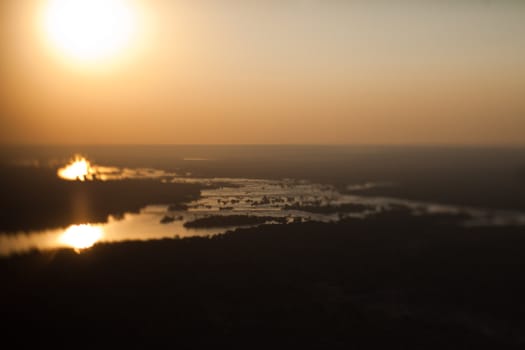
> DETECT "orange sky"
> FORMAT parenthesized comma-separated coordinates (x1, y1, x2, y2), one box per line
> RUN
(1, 0, 525, 145)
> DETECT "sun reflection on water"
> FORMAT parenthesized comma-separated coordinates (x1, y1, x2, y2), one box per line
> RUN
(57, 155, 94, 181)
(59, 224, 103, 251)
(56, 154, 175, 181)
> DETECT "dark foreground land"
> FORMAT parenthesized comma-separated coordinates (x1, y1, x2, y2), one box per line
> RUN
(2, 210, 525, 349)
(0, 166, 203, 232)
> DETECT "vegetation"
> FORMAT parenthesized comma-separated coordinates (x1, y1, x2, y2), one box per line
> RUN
(2, 210, 524, 348)
(0, 166, 202, 232)
(183, 215, 287, 228)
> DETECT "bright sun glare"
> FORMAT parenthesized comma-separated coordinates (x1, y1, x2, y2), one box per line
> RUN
(60, 224, 103, 251)
(57, 155, 94, 181)
(43, 0, 137, 62)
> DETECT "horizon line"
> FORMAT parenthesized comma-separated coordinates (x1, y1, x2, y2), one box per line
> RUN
(2, 142, 525, 148)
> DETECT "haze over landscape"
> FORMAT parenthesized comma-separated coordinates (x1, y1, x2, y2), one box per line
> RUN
(1, 0, 525, 144)
(1, 1, 525, 348)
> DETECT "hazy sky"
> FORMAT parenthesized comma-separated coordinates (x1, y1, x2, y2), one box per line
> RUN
(1, 0, 525, 144)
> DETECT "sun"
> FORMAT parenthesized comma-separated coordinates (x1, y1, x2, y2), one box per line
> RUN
(43, 0, 137, 62)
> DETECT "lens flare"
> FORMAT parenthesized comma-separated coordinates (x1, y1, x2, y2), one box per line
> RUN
(60, 224, 103, 251)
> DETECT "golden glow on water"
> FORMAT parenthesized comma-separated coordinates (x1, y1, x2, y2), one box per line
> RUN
(42, 0, 137, 62)
(59, 224, 103, 251)
(57, 155, 94, 181)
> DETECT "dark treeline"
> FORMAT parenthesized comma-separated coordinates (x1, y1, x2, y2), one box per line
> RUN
(283, 202, 371, 214)
(183, 215, 287, 228)
(2, 210, 524, 349)
(3, 145, 525, 211)
(0, 166, 202, 232)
